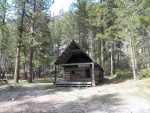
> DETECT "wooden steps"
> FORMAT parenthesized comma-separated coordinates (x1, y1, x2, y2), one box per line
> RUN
(55, 81, 92, 87)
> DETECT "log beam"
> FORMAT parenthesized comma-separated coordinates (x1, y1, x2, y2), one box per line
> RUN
(92, 63, 95, 86)
(54, 66, 57, 83)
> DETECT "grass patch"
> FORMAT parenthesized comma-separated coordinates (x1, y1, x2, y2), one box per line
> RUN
(137, 77, 150, 88)
(0, 83, 14, 89)
(0, 78, 54, 90)
(116, 69, 133, 80)
(115, 68, 150, 81)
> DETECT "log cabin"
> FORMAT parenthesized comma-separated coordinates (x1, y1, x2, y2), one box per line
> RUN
(54, 40, 104, 86)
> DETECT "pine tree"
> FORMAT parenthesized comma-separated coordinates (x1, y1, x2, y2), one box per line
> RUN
(14, 0, 26, 84)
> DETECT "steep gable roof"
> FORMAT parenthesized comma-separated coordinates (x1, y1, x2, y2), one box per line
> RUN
(54, 40, 94, 65)
(54, 40, 104, 72)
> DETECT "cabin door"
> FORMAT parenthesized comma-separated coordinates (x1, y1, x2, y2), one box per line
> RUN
(70, 70, 76, 81)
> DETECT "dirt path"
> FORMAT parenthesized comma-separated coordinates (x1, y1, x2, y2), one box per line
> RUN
(0, 78, 150, 113)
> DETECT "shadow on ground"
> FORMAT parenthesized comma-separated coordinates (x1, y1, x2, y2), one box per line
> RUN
(56, 93, 123, 113)
(0, 77, 127, 113)
(99, 76, 133, 86)
(1, 92, 123, 113)
(0, 78, 77, 103)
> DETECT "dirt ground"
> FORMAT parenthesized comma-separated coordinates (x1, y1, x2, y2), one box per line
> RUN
(0, 78, 150, 113)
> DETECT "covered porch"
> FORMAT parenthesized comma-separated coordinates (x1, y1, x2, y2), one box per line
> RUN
(54, 62, 96, 87)
(55, 81, 92, 87)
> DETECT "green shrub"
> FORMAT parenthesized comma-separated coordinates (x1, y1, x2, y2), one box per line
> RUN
(140, 69, 150, 78)
(116, 69, 133, 79)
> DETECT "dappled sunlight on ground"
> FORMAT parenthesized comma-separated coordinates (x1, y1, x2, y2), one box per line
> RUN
(0, 78, 150, 113)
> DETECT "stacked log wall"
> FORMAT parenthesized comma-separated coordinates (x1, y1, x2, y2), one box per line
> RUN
(63, 67, 91, 81)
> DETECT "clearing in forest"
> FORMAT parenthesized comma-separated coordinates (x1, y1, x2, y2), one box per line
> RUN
(0, 78, 150, 113)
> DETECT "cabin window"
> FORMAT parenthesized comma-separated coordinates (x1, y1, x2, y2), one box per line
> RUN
(85, 69, 90, 78)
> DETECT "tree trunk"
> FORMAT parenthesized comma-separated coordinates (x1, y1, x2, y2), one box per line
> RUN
(110, 43, 114, 76)
(28, 43, 33, 83)
(90, 31, 93, 58)
(142, 25, 150, 69)
(2, 71, 5, 79)
(116, 51, 120, 69)
(23, 48, 27, 80)
(141, 25, 146, 68)
(14, 47, 20, 84)
(27, 0, 36, 83)
(145, 35, 150, 69)
(130, 36, 137, 80)
(38, 66, 41, 78)
(43, 59, 44, 77)
(101, 38, 104, 67)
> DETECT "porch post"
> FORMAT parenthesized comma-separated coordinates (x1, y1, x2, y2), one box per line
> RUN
(54, 65, 57, 84)
(92, 63, 95, 86)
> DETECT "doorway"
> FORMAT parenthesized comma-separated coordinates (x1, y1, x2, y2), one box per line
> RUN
(70, 70, 76, 81)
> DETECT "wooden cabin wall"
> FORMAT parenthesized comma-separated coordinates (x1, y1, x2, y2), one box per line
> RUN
(63, 67, 92, 81)
(63, 66, 103, 82)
